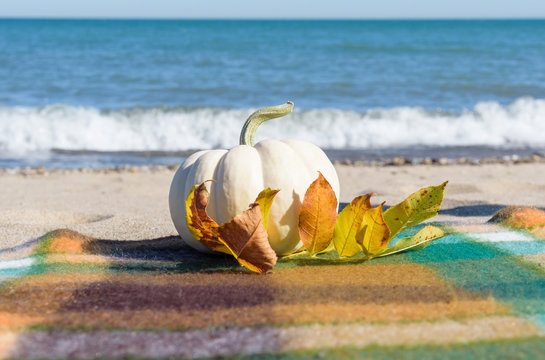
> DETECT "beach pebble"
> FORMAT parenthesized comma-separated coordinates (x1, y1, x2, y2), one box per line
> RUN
(392, 156, 409, 166)
(2, 153, 544, 177)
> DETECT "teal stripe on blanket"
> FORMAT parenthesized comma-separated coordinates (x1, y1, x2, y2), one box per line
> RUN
(419, 231, 545, 333)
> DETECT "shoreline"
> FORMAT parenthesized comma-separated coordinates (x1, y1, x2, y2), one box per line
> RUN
(1, 153, 545, 176)
(2, 146, 545, 171)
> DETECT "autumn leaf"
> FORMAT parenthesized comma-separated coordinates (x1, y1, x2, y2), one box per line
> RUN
(218, 203, 277, 273)
(332, 193, 373, 257)
(186, 182, 278, 273)
(298, 172, 338, 255)
(375, 225, 447, 258)
(254, 188, 280, 230)
(358, 203, 391, 258)
(185, 182, 230, 254)
(383, 182, 448, 240)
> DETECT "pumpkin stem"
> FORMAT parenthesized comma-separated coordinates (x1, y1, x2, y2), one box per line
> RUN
(239, 101, 294, 146)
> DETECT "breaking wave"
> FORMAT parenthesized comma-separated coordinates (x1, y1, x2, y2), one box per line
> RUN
(1, 97, 545, 155)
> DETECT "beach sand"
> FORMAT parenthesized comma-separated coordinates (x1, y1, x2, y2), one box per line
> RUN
(1, 163, 545, 251)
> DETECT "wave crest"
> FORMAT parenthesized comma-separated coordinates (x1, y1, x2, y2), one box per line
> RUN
(1, 97, 545, 155)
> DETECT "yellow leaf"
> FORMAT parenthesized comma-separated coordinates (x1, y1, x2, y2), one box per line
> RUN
(254, 188, 280, 230)
(185, 182, 230, 254)
(332, 193, 373, 257)
(358, 203, 391, 258)
(298, 172, 338, 255)
(376, 225, 447, 258)
(383, 182, 448, 240)
(218, 203, 277, 273)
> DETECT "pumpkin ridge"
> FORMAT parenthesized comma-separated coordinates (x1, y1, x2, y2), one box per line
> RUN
(210, 150, 229, 223)
(253, 142, 267, 204)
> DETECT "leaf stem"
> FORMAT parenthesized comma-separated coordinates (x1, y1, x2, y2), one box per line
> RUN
(239, 101, 294, 146)
(278, 248, 308, 259)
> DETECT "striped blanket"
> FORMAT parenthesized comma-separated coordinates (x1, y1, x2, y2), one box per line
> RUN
(1, 208, 545, 359)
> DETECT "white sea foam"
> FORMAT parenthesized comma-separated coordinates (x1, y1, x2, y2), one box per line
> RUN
(1, 97, 544, 155)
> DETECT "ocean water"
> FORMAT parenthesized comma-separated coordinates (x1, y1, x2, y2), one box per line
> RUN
(1, 19, 545, 167)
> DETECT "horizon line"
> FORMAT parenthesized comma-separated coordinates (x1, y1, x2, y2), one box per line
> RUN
(2, 16, 545, 21)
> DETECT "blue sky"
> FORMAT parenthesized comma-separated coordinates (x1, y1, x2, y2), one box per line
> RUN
(2, 0, 545, 19)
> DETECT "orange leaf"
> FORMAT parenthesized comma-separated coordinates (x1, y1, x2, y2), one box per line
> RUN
(185, 182, 230, 254)
(218, 203, 277, 273)
(298, 172, 338, 255)
(357, 203, 391, 259)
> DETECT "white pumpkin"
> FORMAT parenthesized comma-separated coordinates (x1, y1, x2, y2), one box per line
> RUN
(169, 102, 340, 255)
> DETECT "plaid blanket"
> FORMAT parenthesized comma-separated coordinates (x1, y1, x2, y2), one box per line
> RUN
(1, 210, 545, 359)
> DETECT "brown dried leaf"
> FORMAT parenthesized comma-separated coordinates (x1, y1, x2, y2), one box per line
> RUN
(218, 203, 277, 273)
(298, 172, 338, 255)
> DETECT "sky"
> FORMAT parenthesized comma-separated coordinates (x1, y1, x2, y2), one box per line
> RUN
(1, 0, 545, 19)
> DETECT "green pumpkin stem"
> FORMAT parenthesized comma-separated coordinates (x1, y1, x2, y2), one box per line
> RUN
(239, 101, 294, 146)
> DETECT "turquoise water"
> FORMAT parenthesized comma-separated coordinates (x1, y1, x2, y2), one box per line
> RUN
(1, 19, 545, 167)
